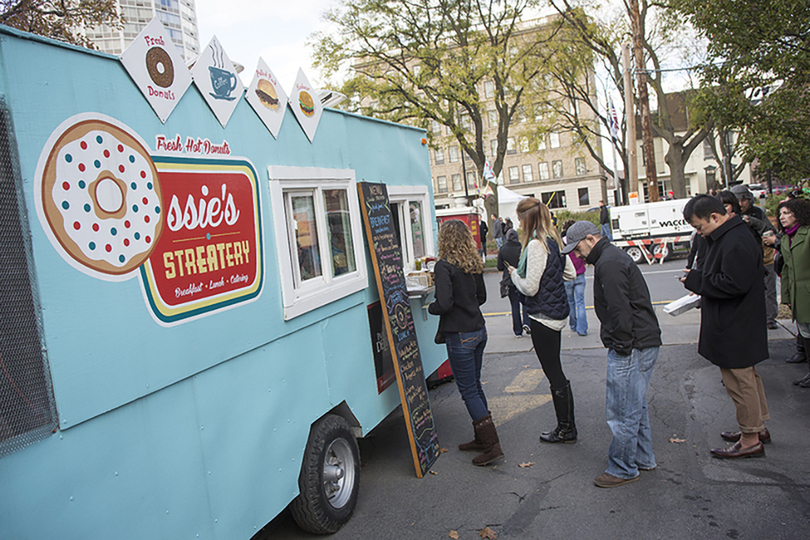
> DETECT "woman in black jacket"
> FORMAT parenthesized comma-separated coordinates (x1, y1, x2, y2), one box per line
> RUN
(429, 220, 503, 466)
(498, 228, 530, 336)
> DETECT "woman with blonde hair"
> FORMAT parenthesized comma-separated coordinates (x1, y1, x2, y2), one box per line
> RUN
(507, 198, 578, 443)
(429, 219, 503, 466)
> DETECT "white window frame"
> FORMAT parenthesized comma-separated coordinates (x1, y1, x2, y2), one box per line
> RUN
(268, 166, 368, 320)
(388, 186, 435, 273)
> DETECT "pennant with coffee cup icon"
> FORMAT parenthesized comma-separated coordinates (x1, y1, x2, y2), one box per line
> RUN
(245, 58, 287, 138)
(289, 69, 323, 143)
(119, 18, 193, 123)
(191, 36, 245, 127)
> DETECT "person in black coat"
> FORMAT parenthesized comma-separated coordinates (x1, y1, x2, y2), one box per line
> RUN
(681, 195, 771, 459)
(497, 229, 530, 336)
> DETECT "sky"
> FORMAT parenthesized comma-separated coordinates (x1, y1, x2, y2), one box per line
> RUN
(194, 0, 336, 92)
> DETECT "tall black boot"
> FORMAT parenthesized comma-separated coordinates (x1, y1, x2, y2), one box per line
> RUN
(540, 382, 577, 443)
(787, 334, 806, 363)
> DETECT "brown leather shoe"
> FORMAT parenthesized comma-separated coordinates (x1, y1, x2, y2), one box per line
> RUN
(593, 472, 639, 488)
(710, 441, 765, 459)
(720, 428, 771, 444)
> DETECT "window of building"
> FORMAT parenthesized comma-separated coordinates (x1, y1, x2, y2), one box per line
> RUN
(389, 186, 434, 271)
(542, 190, 566, 209)
(519, 137, 530, 153)
(703, 138, 714, 159)
(578, 187, 590, 206)
(460, 113, 472, 131)
(507, 137, 516, 155)
(538, 162, 550, 180)
(484, 80, 495, 99)
(509, 166, 520, 184)
(452, 173, 463, 191)
(487, 110, 497, 129)
(490, 139, 498, 157)
(538, 135, 547, 151)
(552, 160, 563, 178)
(466, 171, 477, 190)
(437, 175, 447, 193)
(435, 148, 444, 165)
(522, 164, 533, 183)
(431, 120, 442, 134)
(550, 132, 560, 148)
(268, 166, 368, 320)
(575, 157, 587, 176)
(449, 145, 459, 163)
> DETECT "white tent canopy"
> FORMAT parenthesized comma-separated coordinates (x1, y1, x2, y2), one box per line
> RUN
(496, 186, 526, 231)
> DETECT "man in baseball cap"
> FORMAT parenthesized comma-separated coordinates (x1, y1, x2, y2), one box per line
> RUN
(563, 221, 662, 488)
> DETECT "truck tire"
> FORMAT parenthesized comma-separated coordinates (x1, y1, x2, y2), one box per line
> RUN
(624, 246, 644, 264)
(653, 243, 671, 262)
(291, 414, 360, 534)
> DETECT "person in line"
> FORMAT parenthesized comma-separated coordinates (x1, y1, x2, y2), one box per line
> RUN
(503, 217, 514, 235)
(777, 197, 810, 387)
(599, 200, 613, 241)
(681, 195, 770, 458)
(561, 220, 588, 336)
(731, 185, 779, 329)
(492, 214, 504, 249)
(497, 228, 531, 337)
(479, 216, 488, 260)
(428, 220, 504, 466)
(507, 198, 578, 444)
(563, 221, 662, 488)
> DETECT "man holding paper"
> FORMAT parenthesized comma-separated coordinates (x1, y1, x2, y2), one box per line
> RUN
(681, 195, 771, 459)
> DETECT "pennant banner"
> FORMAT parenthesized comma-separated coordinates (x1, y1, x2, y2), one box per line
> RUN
(191, 36, 245, 127)
(288, 69, 323, 143)
(245, 58, 288, 139)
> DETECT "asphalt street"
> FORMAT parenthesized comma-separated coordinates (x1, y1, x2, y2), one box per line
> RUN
(265, 257, 810, 540)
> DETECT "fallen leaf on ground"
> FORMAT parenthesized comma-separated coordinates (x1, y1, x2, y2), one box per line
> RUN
(479, 526, 497, 539)
(518, 462, 535, 468)
(429, 470, 438, 475)
(448, 531, 460, 539)
(669, 437, 686, 443)
(440, 447, 449, 454)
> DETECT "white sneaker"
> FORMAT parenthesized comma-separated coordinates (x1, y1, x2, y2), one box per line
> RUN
(522, 324, 531, 335)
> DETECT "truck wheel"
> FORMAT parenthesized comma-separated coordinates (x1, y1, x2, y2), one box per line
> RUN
(653, 243, 671, 262)
(291, 414, 360, 534)
(624, 246, 644, 264)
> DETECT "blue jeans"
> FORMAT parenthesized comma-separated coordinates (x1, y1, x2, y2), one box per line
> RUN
(605, 347, 659, 479)
(508, 286, 530, 336)
(565, 274, 587, 335)
(600, 223, 613, 242)
(495, 237, 504, 249)
(446, 327, 489, 421)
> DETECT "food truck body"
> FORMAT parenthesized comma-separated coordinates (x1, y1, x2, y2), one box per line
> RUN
(0, 27, 443, 538)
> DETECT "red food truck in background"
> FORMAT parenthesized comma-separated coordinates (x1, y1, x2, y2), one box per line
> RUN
(436, 206, 484, 250)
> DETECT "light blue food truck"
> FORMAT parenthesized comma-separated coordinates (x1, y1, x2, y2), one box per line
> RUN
(0, 25, 443, 538)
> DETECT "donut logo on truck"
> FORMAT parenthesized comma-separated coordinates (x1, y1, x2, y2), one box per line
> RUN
(35, 113, 264, 326)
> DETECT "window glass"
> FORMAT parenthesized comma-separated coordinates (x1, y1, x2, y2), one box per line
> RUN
(509, 166, 520, 184)
(522, 164, 533, 183)
(409, 201, 425, 259)
(538, 136, 547, 151)
(490, 139, 498, 157)
(488, 110, 497, 128)
(466, 171, 477, 190)
(452, 173, 462, 191)
(575, 157, 586, 175)
(542, 190, 566, 209)
(435, 148, 444, 165)
(552, 160, 563, 178)
(437, 176, 447, 193)
(519, 137, 529, 153)
(538, 162, 550, 180)
(290, 194, 322, 282)
(484, 80, 495, 99)
(550, 132, 560, 148)
(578, 187, 589, 206)
(507, 137, 516, 155)
(449, 146, 459, 163)
(324, 189, 356, 277)
(703, 138, 714, 159)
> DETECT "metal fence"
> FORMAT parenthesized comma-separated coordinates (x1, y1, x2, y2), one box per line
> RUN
(0, 99, 57, 457)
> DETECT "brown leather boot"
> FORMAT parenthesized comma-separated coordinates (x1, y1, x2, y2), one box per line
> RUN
(458, 429, 486, 452)
(471, 414, 504, 466)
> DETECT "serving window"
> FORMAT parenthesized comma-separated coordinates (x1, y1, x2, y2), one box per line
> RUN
(269, 167, 367, 320)
(388, 186, 434, 273)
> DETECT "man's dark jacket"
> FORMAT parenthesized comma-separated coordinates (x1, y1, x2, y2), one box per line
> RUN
(600, 205, 610, 225)
(683, 215, 768, 368)
(586, 238, 661, 356)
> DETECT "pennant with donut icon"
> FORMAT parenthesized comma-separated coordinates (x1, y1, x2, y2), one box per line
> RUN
(119, 18, 193, 123)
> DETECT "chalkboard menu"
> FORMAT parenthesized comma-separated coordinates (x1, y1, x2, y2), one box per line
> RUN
(358, 182, 440, 478)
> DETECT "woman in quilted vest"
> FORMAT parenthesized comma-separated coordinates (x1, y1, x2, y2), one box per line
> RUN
(507, 198, 578, 443)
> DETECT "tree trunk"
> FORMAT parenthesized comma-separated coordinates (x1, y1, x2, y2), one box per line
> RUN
(664, 144, 688, 198)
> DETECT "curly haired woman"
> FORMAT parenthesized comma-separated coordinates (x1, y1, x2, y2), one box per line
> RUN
(429, 220, 503, 466)
(507, 198, 578, 443)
